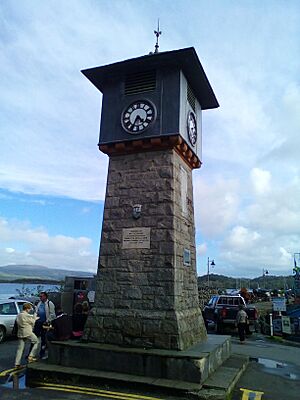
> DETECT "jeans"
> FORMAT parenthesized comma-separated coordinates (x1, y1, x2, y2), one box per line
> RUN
(33, 319, 47, 357)
(15, 333, 39, 366)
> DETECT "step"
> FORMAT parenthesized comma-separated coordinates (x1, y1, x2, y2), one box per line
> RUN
(27, 354, 248, 399)
(27, 362, 202, 394)
(198, 354, 249, 399)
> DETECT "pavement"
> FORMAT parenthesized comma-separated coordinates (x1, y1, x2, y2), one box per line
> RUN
(1, 333, 300, 399)
(230, 333, 300, 399)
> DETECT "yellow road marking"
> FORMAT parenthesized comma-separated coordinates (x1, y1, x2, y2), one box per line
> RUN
(0, 366, 26, 377)
(240, 388, 264, 400)
(39, 386, 142, 399)
(34, 382, 164, 400)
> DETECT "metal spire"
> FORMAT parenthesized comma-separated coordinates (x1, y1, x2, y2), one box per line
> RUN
(154, 19, 162, 53)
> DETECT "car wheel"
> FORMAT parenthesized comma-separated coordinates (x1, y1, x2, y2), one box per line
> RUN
(0, 326, 6, 343)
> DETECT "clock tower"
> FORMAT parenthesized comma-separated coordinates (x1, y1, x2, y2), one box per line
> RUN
(82, 47, 218, 169)
(81, 47, 219, 351)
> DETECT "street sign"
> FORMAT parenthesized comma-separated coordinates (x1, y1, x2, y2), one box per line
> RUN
(282, 316, 292, 334)
(272, 297, 286, 312)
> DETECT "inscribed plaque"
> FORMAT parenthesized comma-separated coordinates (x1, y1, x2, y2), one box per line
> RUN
(122, 227, 151, 249)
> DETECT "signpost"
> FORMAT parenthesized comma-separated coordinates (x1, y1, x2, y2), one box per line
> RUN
(272, 297, 286, 312)
(281, 316, 292, 335)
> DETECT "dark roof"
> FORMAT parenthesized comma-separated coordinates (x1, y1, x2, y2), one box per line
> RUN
(81, 47, 219, 110)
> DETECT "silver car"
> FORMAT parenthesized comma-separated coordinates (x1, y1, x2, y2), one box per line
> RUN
(0, 299, 33, 343)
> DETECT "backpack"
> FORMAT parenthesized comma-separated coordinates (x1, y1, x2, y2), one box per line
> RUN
(12, 318, 18, 336)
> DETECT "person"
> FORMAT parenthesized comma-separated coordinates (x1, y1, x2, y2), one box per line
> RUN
(236, 305, 248, 344)
(15, 303, 39, 367)
(81, 300, 90, 315)
(35, 291, 56, 358)
(45, 308, 72, 342)
(72, 303, 88, 338)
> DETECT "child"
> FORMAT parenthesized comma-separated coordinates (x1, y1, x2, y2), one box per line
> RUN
(14, 303, 39, 367)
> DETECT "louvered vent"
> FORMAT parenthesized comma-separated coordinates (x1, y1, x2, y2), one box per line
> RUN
(124, 70, 156, 95)
(187, 83, 196, 111)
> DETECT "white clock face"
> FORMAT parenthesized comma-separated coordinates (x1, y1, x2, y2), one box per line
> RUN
(121, 100, 156, 134)
(187, 111, 197, 146)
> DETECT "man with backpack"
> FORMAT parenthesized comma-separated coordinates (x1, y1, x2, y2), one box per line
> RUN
(35, 291, 56, 358)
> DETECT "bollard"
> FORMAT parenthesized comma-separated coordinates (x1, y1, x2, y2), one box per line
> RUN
(269, 313, 273, 336)
(12, 373, 19, 390)
(240, 388, 264, 399)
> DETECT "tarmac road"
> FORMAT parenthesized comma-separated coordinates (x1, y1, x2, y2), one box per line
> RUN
(231, 333, 300, 399)
(1, 333, 300, 399)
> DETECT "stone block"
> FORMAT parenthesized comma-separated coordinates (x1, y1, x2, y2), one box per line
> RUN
(122, 287, 142, 300)
(123, 319, 142, 336)
(142, 319, 161, 336)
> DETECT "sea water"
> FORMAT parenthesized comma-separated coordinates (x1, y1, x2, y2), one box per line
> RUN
(0, 282, 59, 299)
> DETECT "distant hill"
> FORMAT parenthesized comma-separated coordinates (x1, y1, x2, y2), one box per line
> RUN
(0, 264, 95, 283)
(198, 273, 294, 290)
(1, 265, 294, 289)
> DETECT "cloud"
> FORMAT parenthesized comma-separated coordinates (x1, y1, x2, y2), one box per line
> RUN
(264, 82, 300, 168)
(194, 176, 240, 237)
(214, 170, 300, 276)
(5, 248, 15, 254)
(197, 243, 207, 256)
(225, 226, 261, 252)
(81, 207, 91, 215)
(250, 168, 271, 196)
(243, 176, 300, 236)
(0, 1, 299, 278)
(0, 217, 97, 271)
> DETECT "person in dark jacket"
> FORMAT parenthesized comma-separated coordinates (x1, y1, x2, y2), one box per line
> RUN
(45, 308, 72, 342)
(72, 303, 87, 338)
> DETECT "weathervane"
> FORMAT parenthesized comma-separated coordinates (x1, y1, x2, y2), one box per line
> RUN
(154, 19, 162, 53)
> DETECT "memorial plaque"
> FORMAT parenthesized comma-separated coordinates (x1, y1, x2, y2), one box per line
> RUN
(122, 227, 151, 249)
(183, 248, 191, 266)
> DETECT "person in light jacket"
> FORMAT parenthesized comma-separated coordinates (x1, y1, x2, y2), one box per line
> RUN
(35, 291, 56, 358)
(236, 305, 248, 344)
(15, 303, 39, 367)
(36, 292, 56, 322)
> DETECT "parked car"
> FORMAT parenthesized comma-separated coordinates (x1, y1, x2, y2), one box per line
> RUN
(202, 295, 258, 333)
(0, 299, 33, 343)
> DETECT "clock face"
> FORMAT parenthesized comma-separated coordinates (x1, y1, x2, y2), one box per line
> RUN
(187, 111, 197, 146)
(121, 100, 156, 134)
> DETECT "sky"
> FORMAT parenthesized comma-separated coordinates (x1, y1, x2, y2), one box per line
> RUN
(0, 0, 299, 278)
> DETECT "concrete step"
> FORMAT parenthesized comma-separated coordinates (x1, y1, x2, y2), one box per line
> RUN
(198, 354, 249, 399)
(27, 362, 202, 397)
(27, 353, 248, 400)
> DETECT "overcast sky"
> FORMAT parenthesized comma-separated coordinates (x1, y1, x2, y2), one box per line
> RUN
(0, 0, 299, 278)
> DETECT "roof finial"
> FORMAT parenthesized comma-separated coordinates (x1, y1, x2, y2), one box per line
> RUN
(154, 19, 162, 53)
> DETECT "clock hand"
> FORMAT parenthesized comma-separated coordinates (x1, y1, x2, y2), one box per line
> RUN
(133, 115, 143, 125)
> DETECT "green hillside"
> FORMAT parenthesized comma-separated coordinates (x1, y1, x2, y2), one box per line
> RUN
(0, 264, 94, 283)
(198, 273, 294, 289)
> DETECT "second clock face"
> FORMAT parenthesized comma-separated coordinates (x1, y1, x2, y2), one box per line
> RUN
(121, 100, 156, 134)
(187, 111, 197, 146)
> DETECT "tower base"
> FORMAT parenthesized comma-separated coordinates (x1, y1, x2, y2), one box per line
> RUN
(25, 335, 245, 400)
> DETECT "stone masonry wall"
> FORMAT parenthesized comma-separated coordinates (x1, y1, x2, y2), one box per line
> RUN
(83, 149, 207, 350)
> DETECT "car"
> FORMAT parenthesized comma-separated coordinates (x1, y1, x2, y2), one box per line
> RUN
(202, 295, 258, 333)
(0, 299, 33, 343)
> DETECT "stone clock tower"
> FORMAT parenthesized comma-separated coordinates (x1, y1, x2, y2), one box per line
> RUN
(82, 47, 219, 351)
